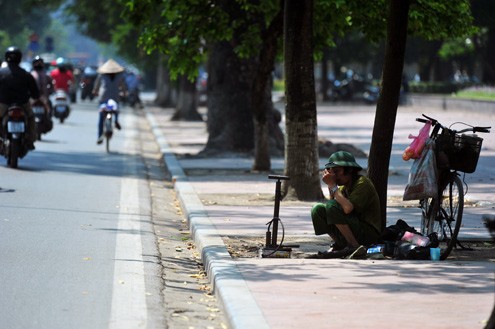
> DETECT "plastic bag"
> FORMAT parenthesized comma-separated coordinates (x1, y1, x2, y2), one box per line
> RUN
(403, 138, 438, 201)
(402, 121, 431, 161)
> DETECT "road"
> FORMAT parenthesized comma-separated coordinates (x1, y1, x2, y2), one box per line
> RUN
(0, 100, 223, 329)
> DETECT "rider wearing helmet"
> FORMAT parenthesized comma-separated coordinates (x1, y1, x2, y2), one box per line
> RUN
(0, 46, 40, 150)
(50, 57, 74, 94)
(31, 56, 54, 102)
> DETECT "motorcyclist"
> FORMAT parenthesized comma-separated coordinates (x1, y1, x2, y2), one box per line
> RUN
(124, 70, 143, 108)
(92, 59, 127, 144)
(31, 56, 54, 111)
(50, 58, 74, 94)
(0, 46, 39, 150)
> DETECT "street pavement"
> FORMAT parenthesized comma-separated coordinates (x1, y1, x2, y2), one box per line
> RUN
(143, 98, 495, 329)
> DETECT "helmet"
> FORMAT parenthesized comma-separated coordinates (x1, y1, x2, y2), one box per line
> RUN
(32, 56, 44, 70)
(55, 57, 68, 71)
(5, 46, 22, 64)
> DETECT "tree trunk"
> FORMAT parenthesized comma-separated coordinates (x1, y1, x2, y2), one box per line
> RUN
(368, 0, 410, 231)
(282, 0, 323, 201)
(482, 28, 495, 84)
(201, 41, 256, 155)
(154, 54, 177, 107)
(252, 3, 285, 171)
(171, 75, 203, 121)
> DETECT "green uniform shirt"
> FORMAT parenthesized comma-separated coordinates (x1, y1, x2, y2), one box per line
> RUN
(340, 175, 381, 233)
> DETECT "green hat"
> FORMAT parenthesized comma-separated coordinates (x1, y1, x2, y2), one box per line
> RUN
(325, 151, 362, 170)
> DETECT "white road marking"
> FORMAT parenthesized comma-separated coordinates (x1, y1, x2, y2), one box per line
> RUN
(109, 115, 148, 328)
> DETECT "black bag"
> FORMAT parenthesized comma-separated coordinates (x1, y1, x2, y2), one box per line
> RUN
(381, 219, 437, 260)
(393, 241, 431, 260)
(381, 219, 417, 241)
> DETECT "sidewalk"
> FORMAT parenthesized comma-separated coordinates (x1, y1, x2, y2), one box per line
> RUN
(144, 103, 495, 329)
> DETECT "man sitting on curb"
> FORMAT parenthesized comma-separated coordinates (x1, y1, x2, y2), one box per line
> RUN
(308, 151, 382, 259)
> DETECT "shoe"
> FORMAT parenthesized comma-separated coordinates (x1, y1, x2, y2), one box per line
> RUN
(305, 253, 321, 259)
(314, 245, 365, 259)
(315, 247, 352, 259)
(325, 243, 345, 253)
(347, 245, 367, 259)
(115, 122, 121, 130)
(97, 136, 104, 144)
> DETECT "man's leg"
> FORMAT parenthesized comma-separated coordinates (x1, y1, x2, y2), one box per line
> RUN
(23, 103, 36, 149)
(97, 111, 104, 144)
(311, 201, 347, 249)
(335, 224, 359, 248)
(114, 111, 121, 130)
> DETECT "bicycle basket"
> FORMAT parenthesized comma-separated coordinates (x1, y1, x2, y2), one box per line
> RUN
(449, 134, 483, 173)
(435, 131, 483, 173)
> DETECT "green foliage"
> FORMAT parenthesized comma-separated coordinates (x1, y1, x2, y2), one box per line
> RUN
(408, 0, 476, 40)
(0, 31, 12, 52)
(409, 81, 471, 94)
(438, 37, 475, 60)
(455, 87, 495, 101)
(273, 79, 284, 92)
(0, 0, 54, 52)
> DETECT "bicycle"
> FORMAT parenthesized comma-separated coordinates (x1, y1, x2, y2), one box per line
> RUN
(415, 114, 490, 260)
(99, 99, 119, 153)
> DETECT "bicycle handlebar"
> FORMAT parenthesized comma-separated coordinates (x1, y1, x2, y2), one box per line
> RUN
(416, 114, 491, 134)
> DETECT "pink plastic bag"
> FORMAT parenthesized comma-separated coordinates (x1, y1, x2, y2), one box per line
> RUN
(402, 121, 431, 161)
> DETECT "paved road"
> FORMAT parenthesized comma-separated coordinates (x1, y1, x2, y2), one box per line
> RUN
(0, 101, 164, 328)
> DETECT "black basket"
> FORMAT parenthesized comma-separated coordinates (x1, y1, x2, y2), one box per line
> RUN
(435, 132, 483, 173)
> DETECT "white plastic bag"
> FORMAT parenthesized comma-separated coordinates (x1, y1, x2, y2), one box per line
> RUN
(403, 139, 438, 201)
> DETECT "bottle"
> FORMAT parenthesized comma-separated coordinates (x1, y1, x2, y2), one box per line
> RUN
(366, 244, 385, 259)
(367, 245, 384, 254)
(401, 231, 430, 247)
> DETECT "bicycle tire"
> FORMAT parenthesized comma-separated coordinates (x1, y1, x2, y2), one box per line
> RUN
(106, 135, 110, 153)
(425, 174, 464, 260)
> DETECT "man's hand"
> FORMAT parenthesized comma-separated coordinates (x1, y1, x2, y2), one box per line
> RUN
(321, 168, 337, 187)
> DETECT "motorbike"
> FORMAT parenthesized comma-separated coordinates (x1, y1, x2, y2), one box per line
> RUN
(32, 99, 53, 140)
(52, 89, 71, 123)
(362, 85, 380, 104)
(126, 88, 142, 108)
(80, 66, 97, 101)
(0, 104, 30, 168)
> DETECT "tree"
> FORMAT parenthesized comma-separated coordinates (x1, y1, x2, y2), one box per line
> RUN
(171, 75, 202, 121)
(123, 0, 285, 162)
(121, 0, 475, 207)
(471, 0, 495, 83)
(282, 0, 323, 200)
(0, 1, 57, 54)
(63, 0, 169, 105)
(368, 0, 410, 231)
(368, 0, 475, 230)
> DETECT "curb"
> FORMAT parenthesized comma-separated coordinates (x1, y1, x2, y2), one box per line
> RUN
(146, 111, 270, 329)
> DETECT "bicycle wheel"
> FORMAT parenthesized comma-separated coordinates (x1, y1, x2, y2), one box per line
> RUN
(419, 197, 435, 236)
(428, 175, 464, 260)
(105, 135, 110, 153)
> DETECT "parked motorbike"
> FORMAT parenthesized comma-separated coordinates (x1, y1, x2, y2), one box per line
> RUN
(362, 85, 380, 104)
(0, 104, 30, 168)
(52, 89, 71, 123)
(327, 72, 381, 104)
(32, 99, 53, 140)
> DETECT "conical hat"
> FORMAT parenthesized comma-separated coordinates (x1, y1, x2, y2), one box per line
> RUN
(97, 59, 124, 74)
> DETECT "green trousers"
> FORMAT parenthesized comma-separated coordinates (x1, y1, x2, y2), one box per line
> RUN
(311, 200, 380, 247)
